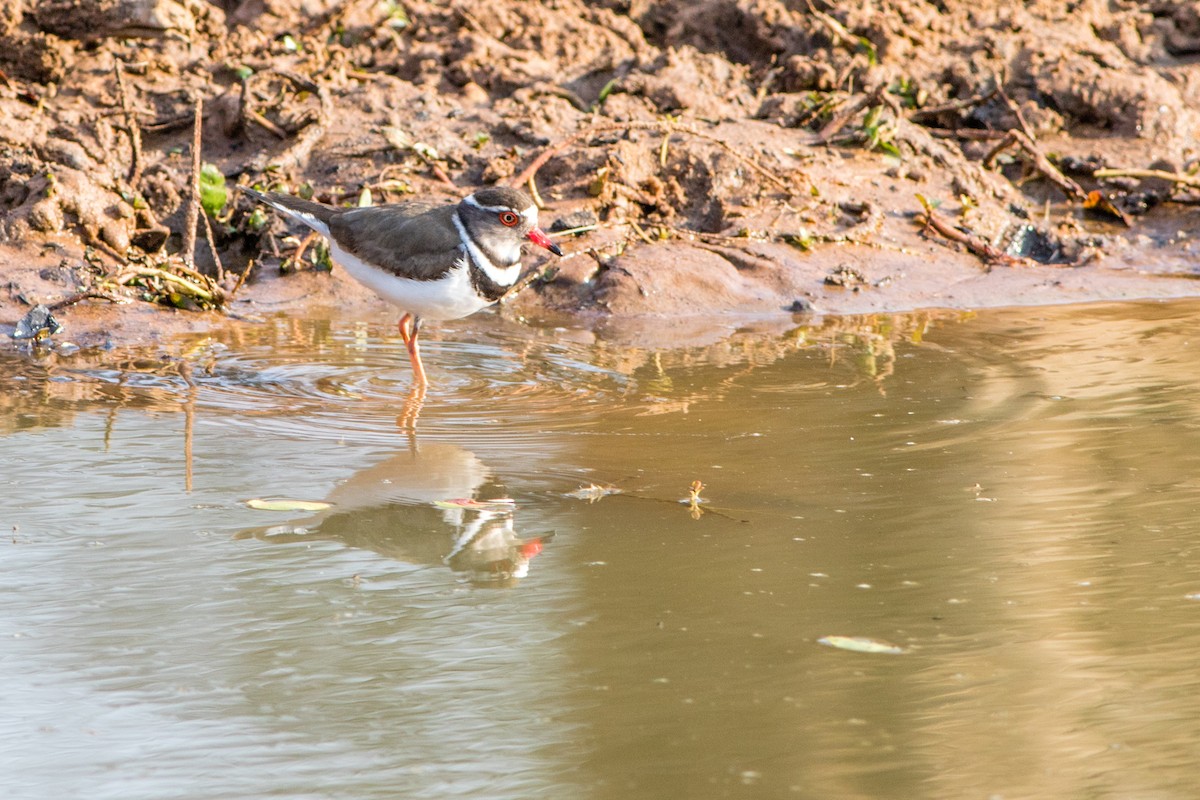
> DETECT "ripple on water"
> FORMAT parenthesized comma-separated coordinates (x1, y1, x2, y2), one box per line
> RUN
(193, 332, 630, 445)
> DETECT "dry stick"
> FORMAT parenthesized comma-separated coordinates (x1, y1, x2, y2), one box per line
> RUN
(510, 120, 796, 195)
(525, 174, 545, 208)
(47, 289, 128, 310)
(1093, 167, 1200, 191)
(918, 207, 1029, 268)
(202, 210, 225, 284)
(182, 98, 202, 268)
(925, 127, 1009, 141)
(417, 150, 455, 188)
(247, 109, 288, 139)
(113, 61, 144, 186)
(907, 87, 1001, 122)
(229, 257, 256, 298)
(247, 71, 332, 174)
(984, 129, 1086, 201)
(115, 266, 219, 302)
(997, 86, 1038, 142)
(815, 93, 873, 142)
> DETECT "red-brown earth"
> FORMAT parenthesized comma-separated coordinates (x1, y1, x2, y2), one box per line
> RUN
(3, 0, 1200, 348)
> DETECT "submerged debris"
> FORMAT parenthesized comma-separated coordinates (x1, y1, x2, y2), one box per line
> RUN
(432, 498, 515, 510)
(817, 635, 906, 655)
(12, 304, 63, 341)
(565, 483, 622, 503)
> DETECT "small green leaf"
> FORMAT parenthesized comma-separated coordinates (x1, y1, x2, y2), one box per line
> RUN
(199, 163, 228, 216)
(233, 65, 253, 81)
(380, 0, 409, 29)
(597, 78, 619, 105)
(785, 230, 814, 251)
(281, 34, 301, 52)
(357, 186, 373, 207)
(245, 207, 269, 232)
(311, 240, 333, 271)
(856, 37, 878, 66)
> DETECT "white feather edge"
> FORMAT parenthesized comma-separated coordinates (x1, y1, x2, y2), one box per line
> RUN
(451, 210, 523, 288)
(262, 200, 331, 238)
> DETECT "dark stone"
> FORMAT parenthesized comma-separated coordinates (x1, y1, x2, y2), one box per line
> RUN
(549, 210, 599, 233)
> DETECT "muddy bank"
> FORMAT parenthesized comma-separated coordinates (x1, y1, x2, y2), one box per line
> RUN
(3, 0, 1200, 348)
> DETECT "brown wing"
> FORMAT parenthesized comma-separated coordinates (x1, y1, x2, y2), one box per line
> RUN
(328, 203, 463, 281)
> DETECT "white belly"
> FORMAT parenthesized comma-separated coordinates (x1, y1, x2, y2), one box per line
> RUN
(329, 242, 493, 321)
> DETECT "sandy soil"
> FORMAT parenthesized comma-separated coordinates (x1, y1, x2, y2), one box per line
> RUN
(3, 0, 1200, 347)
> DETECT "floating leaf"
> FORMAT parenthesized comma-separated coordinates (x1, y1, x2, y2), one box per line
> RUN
(818, 635, 906, 655)
(245, 498, 332, 512)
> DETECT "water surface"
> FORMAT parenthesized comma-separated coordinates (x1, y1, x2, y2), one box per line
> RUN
(4, 301, 1200, 798)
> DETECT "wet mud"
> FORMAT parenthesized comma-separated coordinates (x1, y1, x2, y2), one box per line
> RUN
(3, 0, 1200, 347)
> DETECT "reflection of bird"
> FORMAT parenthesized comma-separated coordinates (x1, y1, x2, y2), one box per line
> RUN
(243, 186, 562, 387)
(237, 443, 549, 586)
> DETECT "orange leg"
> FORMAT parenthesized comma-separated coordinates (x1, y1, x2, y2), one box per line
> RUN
(398, 313, 429, 387)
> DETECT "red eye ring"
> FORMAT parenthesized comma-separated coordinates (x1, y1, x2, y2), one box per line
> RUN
(499, 211, 520, 227)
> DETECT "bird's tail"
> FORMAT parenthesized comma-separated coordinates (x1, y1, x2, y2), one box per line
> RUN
(241, 187, 333, 238)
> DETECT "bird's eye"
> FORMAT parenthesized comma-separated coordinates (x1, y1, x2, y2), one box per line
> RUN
(499, 211, 520, 227)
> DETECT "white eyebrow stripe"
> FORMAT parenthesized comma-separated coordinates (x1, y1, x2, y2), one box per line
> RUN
(463, 195, 509, 213)
(462, 195, 539, 221)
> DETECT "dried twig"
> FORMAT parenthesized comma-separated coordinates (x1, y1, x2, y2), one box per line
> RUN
(247, 109, 288, 139)
(229, 257, 256, 298)
(925, 127, 1009, 141)
(628, 219, 655, 244)
(182, 98, 202, 268)
(816, 93, 873, 142)
(202, 210, 225, 284)
(1093, 167, 1200, 191)
(997, 87, 1037, 142)
(247, 71, 332, 174)
(113, 61, 144, 186)
(984, 129, 1086, 201)
(47, 289, 129, 310)
(115, 265, 221, 303)
(907, 87, 1000, 123)
(526, 175, 545, 208)
(916, 204, 1029, 268)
